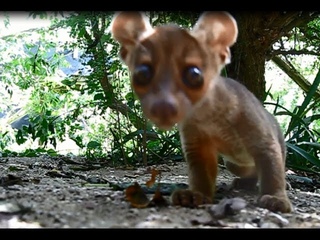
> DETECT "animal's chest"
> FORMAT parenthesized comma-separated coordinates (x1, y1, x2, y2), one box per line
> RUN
(180, 100, 256, 166)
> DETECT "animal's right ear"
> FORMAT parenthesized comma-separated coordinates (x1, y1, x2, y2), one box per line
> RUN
(110, 12, 154, 62)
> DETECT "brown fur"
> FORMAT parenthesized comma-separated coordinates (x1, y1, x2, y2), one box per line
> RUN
(111, 11, 292, 213)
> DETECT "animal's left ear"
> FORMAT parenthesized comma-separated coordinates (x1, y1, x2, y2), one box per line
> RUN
(191, 11, 238, 64)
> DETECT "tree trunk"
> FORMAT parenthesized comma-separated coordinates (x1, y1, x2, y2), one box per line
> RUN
(226, 40, 267, 101)
(226, 12, 274, 101)
(225, 11, 320, 101)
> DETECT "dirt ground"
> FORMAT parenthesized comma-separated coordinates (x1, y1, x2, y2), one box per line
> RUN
(0, 155, 320, 228)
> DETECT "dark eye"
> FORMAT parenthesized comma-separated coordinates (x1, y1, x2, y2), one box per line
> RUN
(132, 64, 153, 86)
(183, 66, 204, 88)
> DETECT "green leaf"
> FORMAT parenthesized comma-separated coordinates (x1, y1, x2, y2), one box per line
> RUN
(46, 149, 59, 156)
(87, 141, 101, 149)
(296, 141, 320, 150)
(286, 142, 320, 168)
(93, 93, 105, 100)
(61, 79, 74, 86)
(286, 69, 320, 135)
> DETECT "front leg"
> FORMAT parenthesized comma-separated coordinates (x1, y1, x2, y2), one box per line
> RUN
(253, 143, 292, 213)
(171, 139, 218, 207)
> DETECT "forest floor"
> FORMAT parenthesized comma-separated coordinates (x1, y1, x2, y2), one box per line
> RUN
(0, 155, 320, 229)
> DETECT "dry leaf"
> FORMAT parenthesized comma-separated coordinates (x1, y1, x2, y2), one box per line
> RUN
(125, 168, 168, 208)
(125, 182, 149, 208)
(146, 168, 160, 188)
(149, 189, 168, 207)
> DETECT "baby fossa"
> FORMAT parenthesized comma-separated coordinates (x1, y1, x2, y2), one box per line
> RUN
(111, 11, 292, 213)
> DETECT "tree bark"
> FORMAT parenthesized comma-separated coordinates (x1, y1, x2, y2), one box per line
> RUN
(225, 11, 320, 101)
(225, 12, 269, 101)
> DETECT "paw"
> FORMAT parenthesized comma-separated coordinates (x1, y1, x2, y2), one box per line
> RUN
(171, 189, 212, 208)
(258, 194, 292, 213)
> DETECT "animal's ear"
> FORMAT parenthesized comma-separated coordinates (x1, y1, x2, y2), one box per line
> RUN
(110, 12, 154, 62)
(191, 11, 238, 64)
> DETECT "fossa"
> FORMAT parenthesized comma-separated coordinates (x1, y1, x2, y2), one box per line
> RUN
(111, 11, 292, 213)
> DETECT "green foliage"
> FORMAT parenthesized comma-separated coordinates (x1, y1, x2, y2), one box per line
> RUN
(148, 11, 199, 28)
(0, 131, 11, 151)
(52, 11, 185, 165)
(0, 147, 58, 158)
(299, 17, 320, 57)
(0, 12, 184, 165)
(265, 69, 320, 173)
(0, 11, 319, 173)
